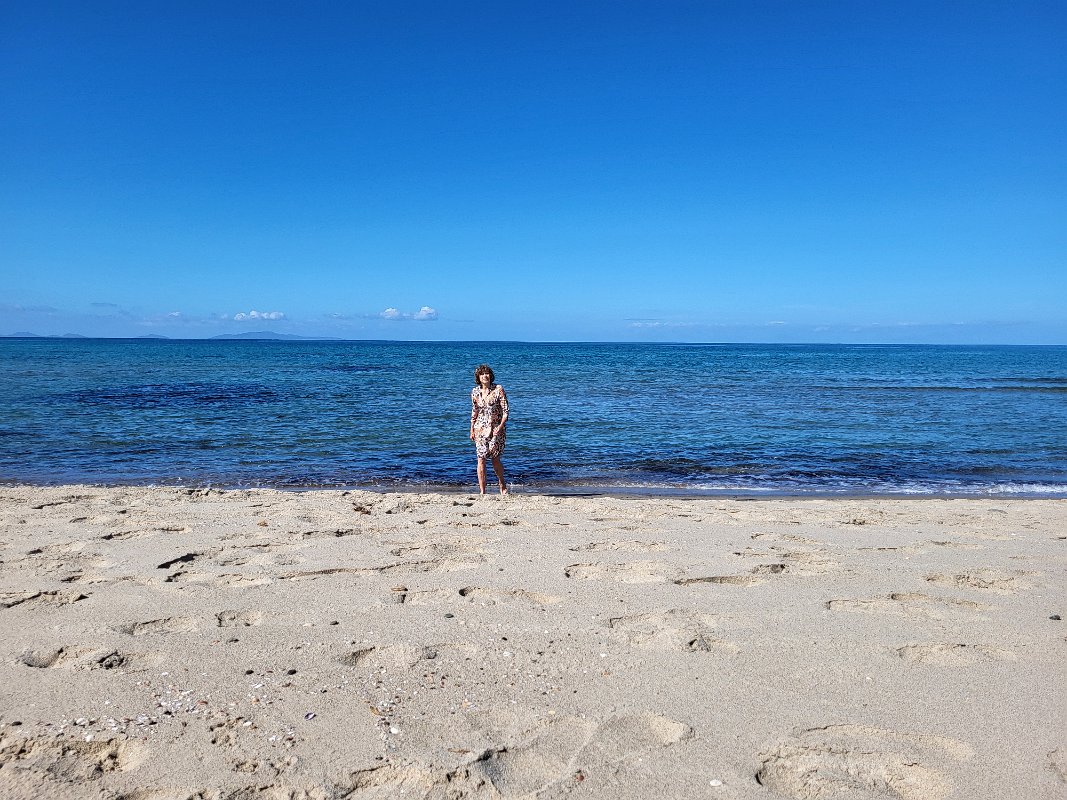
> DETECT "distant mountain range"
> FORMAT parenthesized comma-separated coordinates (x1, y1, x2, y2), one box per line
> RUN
(2, 332, 88, 338)
(2, 331, 344, 341)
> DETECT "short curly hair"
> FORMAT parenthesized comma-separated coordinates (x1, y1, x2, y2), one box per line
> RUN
(474, 364, 495, 385)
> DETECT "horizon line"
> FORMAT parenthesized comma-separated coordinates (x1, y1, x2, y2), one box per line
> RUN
(2, 334, 1065, 348)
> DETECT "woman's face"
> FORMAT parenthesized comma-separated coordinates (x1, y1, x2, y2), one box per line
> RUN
(478, 371, 491, 386)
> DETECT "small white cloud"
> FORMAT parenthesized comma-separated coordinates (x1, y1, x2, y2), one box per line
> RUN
(413, 306, 438, 321)
(380, 306, 438, 321)
(234, 310, 286, 321)
(167, 311, 182, 318)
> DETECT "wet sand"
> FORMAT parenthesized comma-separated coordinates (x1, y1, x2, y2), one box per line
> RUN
(0, 486, 1064, 799)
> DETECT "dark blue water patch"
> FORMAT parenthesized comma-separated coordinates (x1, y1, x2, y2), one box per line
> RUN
(61, 383, 282, 408)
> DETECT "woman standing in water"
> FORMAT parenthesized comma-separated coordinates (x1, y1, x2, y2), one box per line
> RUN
(470, 364, 508, 495)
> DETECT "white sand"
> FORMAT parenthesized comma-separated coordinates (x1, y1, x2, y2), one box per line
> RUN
(0, 486, 1064, 799)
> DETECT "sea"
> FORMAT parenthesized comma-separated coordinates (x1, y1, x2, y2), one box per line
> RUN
(1, 338, 1065, 496)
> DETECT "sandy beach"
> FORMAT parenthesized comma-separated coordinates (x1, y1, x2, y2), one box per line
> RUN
(0, 486, 1063, 799)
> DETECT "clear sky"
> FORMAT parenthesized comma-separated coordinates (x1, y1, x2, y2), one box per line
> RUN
(2, 1, 1064, 342)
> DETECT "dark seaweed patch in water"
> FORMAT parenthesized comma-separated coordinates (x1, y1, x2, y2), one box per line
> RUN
(65, 383, 280, 408)
(629, 457, 709, 474)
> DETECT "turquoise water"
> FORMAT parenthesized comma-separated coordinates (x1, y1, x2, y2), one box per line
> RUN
(1, 338, 1065, 495)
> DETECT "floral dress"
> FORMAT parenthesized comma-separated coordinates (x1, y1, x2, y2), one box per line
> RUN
(471, 384, 508, 459)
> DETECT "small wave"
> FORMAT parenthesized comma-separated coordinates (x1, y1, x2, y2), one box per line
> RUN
(522, 477, 1067, 497)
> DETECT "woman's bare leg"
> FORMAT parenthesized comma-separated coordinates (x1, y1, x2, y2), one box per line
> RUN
(477, 457, 488, 494)
(491, 457, 507, 495)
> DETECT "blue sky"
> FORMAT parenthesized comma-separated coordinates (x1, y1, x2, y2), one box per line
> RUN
(2, 1, 1064, 342)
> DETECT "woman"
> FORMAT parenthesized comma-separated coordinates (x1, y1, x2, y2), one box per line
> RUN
(470, 364, 509, 495)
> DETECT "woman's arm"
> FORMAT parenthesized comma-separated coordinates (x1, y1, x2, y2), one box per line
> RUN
(495, 386, 509, 435)
(470, 389, 478, 440)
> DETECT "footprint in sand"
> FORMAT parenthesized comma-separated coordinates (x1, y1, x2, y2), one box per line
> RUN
(0, 733, 144, 782)
(826, 592, 989, 619)
(777, 553, 841, 575)
(15, 646, 152, 671)
(750, 533, 825, 546)
(458, 586, 562, 605)
(335, 643, 475, 669)
(280, 555, 486, 582)
(33, 552, 112, 577)
(734, 546, 840, 575)
(210, 573, 274, 588)
(29, 494, 94, 511)
(215, 610, 264, 628)
(607, 609, 738, 653)
(675, 574, 765, 587)
(756, 724, 973, 800)
(16, 645, 94, 669)
(1049, 748, 1067, 785)
(24, 540, 88, 558)
(924, 568, 1037, 594)
(563, 561, 679, 584)
(118, 786, 238, 799)
(568, 540, 667, 553)
(385, 587, 454, 606)
(115, 616, 200, 636)
(340, 712, 691, 798)
(294, 527, 362, 540)
(474, 713, 692, 796)
(340, 764, 449, 798)
(100, 529, 157, 541)
(0, 590, 89, 610)
(387, 535, 498, 560)
(894, 642, 1017, 664)
(387, 543, 493, 561)
(89, 649, 158, 671)
(208, 718, 245, 747)
(750, 563, 790, 575)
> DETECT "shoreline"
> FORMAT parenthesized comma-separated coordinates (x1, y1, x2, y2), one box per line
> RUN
(1, 485, 1064, 798)
(2, 479, 1066, 501)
